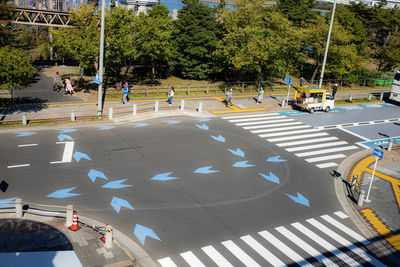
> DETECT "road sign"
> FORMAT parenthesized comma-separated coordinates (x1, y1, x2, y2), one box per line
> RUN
(284, 76, 292, 85)
(94, 74, 100, 85)
(373, 148, 383, 159)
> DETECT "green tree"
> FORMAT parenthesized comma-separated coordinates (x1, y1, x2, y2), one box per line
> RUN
(0, 0, 15, 46)
(276, 0, 316, 26)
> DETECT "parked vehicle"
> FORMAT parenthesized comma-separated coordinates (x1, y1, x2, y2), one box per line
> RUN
(293, 87, 334, 113)
(389, 67, 400, 103)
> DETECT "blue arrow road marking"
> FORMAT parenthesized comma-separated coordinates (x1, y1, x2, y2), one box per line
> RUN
(228, 147, 245, 158)
(195, 124, 209, 131)
(134, 224, 161, 246)
(197, 118, 210, 122)
(57, 134, 74, 142)
(102, 179, 133, 189)
(14, 132, 37, 137)
(286, 192, 310, 207)
(88, 169, 109, 183)
(47, 187, 80, 198)
(259, 172, 280, 184)
(266, 156, 287, 163)
(0, 197, 18, 208)
(164, 120, 181, 125)
(210, 134, 225, 143)
(151, 172, 179, 181)
(73, 152, 92, 163)
(97, 126, 115, 131)
(133, 123, 149, 127)
(232, 161, 255, 168)
(194, 166, 220, 174)
(110, 196, 134, 214)
(57, 129, 77, 133)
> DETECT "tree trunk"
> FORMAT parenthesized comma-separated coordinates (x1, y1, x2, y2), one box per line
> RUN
(123, 60, 132, 78)
(311, 61, 320, 84)
(151, 56, 156, 81)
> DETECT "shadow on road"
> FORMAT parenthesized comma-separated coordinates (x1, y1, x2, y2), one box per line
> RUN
(0, 97, 48, 118)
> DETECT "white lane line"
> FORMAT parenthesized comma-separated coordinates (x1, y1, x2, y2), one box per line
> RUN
(229, 115, 284, 123)
(158, 257, 178, 267)
(316, 162, 338, 169)
(321, 215, 370, 245)
(180, 251, 206, 267)
(240, 119, 295, 128)
(307, 219, 386, 267)
(18, 144, 38, 147)
(295, 146, 358, 157)
(243, 121, 302, 130)
(258, 230, 312, 267)
(50, 141, 75, 164)
(277, 137, 338, 147)
(7, 164, 30, 168)
(285, 141, 348, 152)
(223, 113, 279, 119)
(251, 125, 311, 134)
(305, 154, 346, 163)
(241, 235, 285, 267)
(259, 129, 320, 138)
(221, 240, 261, 267)
(201, 245, 233, 267)
(291, 222, 360, 267)
(267, 133, 329, 142)
(334, 211, 349, 219)
(275, 226, 338, 267)
(236, 117, 289, 126)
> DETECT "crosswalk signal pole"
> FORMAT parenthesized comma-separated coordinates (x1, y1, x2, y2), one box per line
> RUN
(97, 0, 106, 118)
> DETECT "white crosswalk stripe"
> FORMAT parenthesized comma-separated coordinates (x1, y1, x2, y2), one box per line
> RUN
(222, 112, 360, 168)
(157, 211, 381, 267)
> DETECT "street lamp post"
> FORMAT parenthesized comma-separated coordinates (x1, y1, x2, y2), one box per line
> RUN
(318, 0, 337, 89)
(97, 0, 106, 118)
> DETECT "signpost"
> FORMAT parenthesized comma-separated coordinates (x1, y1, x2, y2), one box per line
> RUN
(365, 148, 383, 202)
(94, 74, 100, 85)
(284, 76, 292, 107)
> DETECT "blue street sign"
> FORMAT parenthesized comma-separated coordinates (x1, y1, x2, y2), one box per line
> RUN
(284, 76, 292, 85)
(94, 74, 101, 85)
(373, 148, 383, 159)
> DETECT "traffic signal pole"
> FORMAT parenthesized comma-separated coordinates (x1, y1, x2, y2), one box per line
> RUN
(97, 0, 106, 118)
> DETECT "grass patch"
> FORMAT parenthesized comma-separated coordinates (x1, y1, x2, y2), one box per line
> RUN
(335, 98, 382, 104)
(0, 120, 56, 128)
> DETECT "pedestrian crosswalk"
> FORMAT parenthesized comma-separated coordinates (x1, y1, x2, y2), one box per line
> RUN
(157, 211, 386, 267)
(222, 113, 360, 169)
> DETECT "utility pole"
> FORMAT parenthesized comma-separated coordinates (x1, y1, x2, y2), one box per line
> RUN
(97, 0, 106, 118)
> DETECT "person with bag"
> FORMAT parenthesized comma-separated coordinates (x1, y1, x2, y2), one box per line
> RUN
(65, 77, 74, 95)
(225, 88, 233, 107)
(53, 72, 61, 92)
(257, 87, 264, 104)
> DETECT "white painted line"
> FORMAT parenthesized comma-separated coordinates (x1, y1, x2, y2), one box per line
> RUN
(252, 125, 311, 134)
(285, 141, 348, 152)
(267, 133, 329, 142)
(339, 128, 370, 141)
(321, 215, 369, 245)
(236, 117, 289, 126)
(201, 245, 233, 267)
(307, 219, 385, 267)
(275, 226, 338, 267)
(316, 162, 338, 169)
(259, 128, 320, 138)
(334, 211, 349, 219)
(305, 154, 346, 163)
(50, 141, 75, 164)
(240, 235, 285, 267)
(180, 251, 206, 267)
(158, 257, 178, 267)
(295, 146, 358, 157)
(291, 222, 360, 267)
(222, 113, 279, 119)
(221, 240, 261, 267)
(258, 230, 312, 267)
(276, 137, 338, 147)
(240, 119, 295, 127)
(18, 144, 38, 147)
(229, 115, 284, 123)
(243, 121, 301, 130)
(7, 164, 30, 168)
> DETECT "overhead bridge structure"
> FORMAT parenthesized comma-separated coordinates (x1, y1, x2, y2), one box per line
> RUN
(11, 8, 72, 28)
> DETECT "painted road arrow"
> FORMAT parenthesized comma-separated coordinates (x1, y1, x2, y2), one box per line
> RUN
(57, 134, 73, 142)
(14, 132, 37, 137)
(0, 197, 18, 208)
(110, 196, 134, 214)
(47, 187, 80, 198)
(164, 120, 181, 125)
(58, 129, 77, 133)
(133, 123, 149, 128)
(102, 179, 133, 189)
(73, 152, 91, 163)
(228, 147, 245, 158)
(194, 166, 220, 174)
(151, 172, 179, 181)
(88, 169, 109, 183)
(197, 118, 210, 122)
(210, 134, 225, 143)
(266, 156, 287, 163)
(195, 124, 209, 131)
(134, 224, 161, 246)
(286, 192, 310, 207)
(97, 126, 115, 131)
(259, 172, 280, 184)
(232, 160, 255, 168)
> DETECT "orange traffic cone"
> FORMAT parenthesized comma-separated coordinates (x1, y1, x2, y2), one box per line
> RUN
(69, 211, 80, 231)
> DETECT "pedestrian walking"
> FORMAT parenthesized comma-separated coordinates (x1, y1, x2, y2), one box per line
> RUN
(121, 82, 129, 104)
(65, 77, 74, 95)
(332, 83, 338, 99)
(300, 77, 305, 87)
(167, 86, 175, 105)
(225, 88, 233, 107)
(257, 87, 264, 104)
(53, 72, 61, 92)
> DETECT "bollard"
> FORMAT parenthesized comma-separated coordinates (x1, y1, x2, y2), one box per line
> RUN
(358, 190, 366, 206)
(388, 138, 393, 151)
(104, 224, 113, 248)
(380, 92, 384, 101)
(155, 101, 159, 112)
(71, 110, 76, 122)
(133, 103, 137, 116)
(348, 94, 352, 102)
(15, 198, 23, 219)
(66, 205, 73, 227)
(198, 102, 202, 113)
(108, 107, 113, 120)
(22, 113, 27, 125)
(368, 94, 372, 101)
(180, 99, 185, 110)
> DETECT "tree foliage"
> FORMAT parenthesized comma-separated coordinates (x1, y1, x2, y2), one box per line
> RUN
(276, 0, 316, 26)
